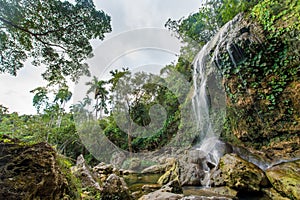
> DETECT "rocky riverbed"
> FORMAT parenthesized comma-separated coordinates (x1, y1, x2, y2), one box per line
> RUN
(1, 135, 299, 199)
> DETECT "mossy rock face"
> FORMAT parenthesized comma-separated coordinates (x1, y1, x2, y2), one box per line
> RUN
(217, 1, 300, 155)
(262, 188, 290, 200)
(266, 159, 300, 200)
(157, 160, 180, 185)
(215, 153, 269, 192)
(0, 135, 79, 200)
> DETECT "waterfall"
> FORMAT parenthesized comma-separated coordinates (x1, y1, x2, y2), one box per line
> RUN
(192, 50, 226, 186)
(191, 14, 243, 187)
(192, 42, 225, 187)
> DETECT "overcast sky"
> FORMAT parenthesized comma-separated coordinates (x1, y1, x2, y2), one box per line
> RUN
(0, 0, 202, 114)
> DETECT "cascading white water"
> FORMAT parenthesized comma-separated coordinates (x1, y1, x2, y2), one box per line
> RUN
(192, 43, 213, 142)
(192, 43, 225, 187)
(191, 14, 242, 187)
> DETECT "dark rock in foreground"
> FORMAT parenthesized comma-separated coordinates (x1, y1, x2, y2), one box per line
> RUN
(0, 135, 79, 200)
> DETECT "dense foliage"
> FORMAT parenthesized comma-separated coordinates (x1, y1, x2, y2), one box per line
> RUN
(0, 0, 111, 82)
(80, 69, 182, 153)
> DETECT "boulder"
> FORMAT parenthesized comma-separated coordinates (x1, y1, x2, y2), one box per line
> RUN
(180, 163, 203, 186)
(262, 188, 290, 200)
(203, 187, 237, 198)
(0, 135, 78, 200)
(93, 162, 117, 182)
(179, 139, 233, 186)
(213, 153, 269, 192)
(183, 186, 237, 199)
(266, 159, 300, 200)
(157, 160, 180, 185)
(141, 164, 166, 174)
(141, 184, 162, 193)
(138, 190, 184, 200)
(180, 196, 232, 200)
(101, 173, 132, 200)
(71, 154, 101, 190)
(93, 162, 114, 175)
(160, 178, 183, 194)
(139, 172, 183, 200)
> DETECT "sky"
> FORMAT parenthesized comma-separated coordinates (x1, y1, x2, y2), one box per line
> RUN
(0, 0, 202, 114)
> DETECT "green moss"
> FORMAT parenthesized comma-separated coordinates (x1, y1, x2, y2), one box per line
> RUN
(157, 161, 179, 185)
(56, 155, 82, 200)
(266, 160, 300, 199)
(3, 138, 12, 143)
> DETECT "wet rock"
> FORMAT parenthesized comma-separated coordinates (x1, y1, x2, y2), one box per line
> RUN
(232, 145, 272, 170)
(179, 139, 233, 186)
(189, 150, 207, 164)
(132, 191, 144, 199)
(213, 153, 269, 192)
(266, 159, 300, 200)
(93, 162, 117, 182)
(0, 135, 78, 200)
(138, 190, 184, 200)
(160, 178, 183, 194)
(157, 160, 180, 185)
(141, 164, 166, 174)
(110, 151, 126, 167)
(179, 162, 202, 186)
(180, 196, 232, 200)
(93, 162, 114, 175)
(101, 173, 132, 200)
(71, 154, 101, 190)
(142, 184, 162, 193)
(262, 188, 290, 200)
(204, 187, 237, 198)
(183, 186, 237, 199)
(121, 169, 136, 175)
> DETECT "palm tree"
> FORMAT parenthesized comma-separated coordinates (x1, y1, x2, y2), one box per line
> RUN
(53, 84, 72, 127)
(86, 76, 108, 119)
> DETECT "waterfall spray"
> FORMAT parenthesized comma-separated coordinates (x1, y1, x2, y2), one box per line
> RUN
(191, 14, 242, 187)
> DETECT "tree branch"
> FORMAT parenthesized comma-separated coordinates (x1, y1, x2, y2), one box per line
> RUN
(0, 17, 67, 50)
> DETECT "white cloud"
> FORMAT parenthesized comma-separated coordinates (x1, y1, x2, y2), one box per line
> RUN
(96, 0, 201, 33)
(0, 64, 47, 114)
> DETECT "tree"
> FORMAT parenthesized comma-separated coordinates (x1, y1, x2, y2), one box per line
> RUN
(53, 83, 72, 127)
(165, 0, 222, 46)
(0, 104, 9, 116)
(0, 0, 111, 82)
(109, 70, 150, 155)
(86, 76, 109, 119)
(54, 84, 72, 111)
(30, 87, 49, 113)
(165, 0, 257, 49)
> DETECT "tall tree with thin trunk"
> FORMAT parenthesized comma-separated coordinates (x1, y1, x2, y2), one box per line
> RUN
(86, 76, 108, 119)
